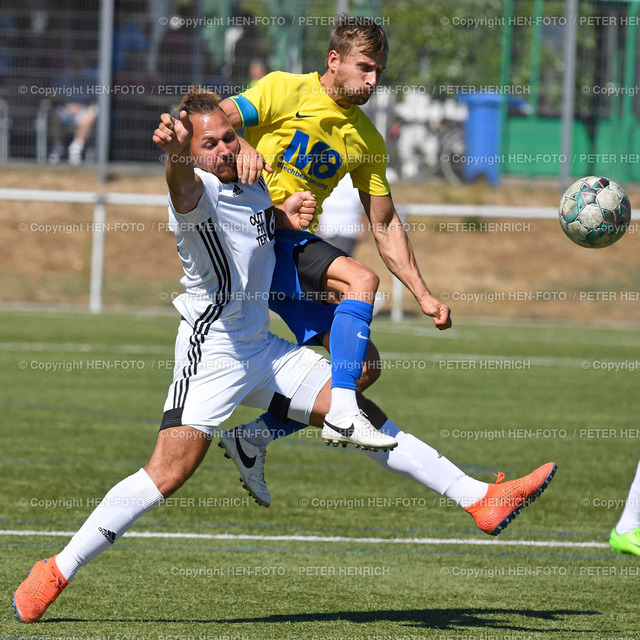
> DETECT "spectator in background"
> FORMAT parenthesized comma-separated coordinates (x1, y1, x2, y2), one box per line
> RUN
(0, 12, 17, 85)
(156, 3, 226, 93)
(147, 0, 174, 76)
(248, 58, 268, 88)
(156, 4, 193, 87)
(316, 174, 367, 257)
(112, 4, 149, 77)
(48, 52, 98, 165)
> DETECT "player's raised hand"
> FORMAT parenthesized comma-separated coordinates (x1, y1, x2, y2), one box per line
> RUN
(153, 110, 193, 156)
(236, 137, 273, 185)
(280, 191, 316, 231)
(419, 293, 452, 330)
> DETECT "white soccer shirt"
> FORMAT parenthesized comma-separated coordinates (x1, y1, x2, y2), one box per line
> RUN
(169, 168, 276, 341)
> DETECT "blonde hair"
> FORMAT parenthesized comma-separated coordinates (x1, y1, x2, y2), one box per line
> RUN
(326, 13, 388, 62)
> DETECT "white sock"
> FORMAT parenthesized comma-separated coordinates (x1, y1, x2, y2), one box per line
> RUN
(363, 419, 487, 506)
(615, 459, 640, 534)
(68, 138, 85, 153)
(326, 387, 360, 421)
(242, 418, 273, 447)
(445, 475, 490, 508)
(55, 468, 164, 581)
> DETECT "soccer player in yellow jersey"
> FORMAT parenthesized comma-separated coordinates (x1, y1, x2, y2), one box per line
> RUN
(218, 15, 452, 499)
(12, 93, 557, 623)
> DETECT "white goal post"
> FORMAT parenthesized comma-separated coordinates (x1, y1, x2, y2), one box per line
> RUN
(0, 188, 557, 317)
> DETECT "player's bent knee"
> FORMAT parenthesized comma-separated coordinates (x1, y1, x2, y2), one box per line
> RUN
(352, 266, 379, 299)
(331, 257, 380, 299)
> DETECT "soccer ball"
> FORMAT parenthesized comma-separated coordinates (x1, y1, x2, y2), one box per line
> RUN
(558, 176, 631, 248)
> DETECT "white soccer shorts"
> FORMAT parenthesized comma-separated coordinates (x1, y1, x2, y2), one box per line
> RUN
(160, 320, 330, 436)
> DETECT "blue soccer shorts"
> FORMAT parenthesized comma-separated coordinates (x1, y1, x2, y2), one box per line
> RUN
(269, 228, 347, 346)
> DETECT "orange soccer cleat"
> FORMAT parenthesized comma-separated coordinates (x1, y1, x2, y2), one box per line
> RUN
(13, 555, 68, 623)
(465, 462, 557, 536)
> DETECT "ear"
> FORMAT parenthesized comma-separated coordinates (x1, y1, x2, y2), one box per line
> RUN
(327, 49, 340, 72)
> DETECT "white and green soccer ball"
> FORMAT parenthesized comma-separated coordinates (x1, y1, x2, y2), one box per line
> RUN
(559, 176, 631, 248)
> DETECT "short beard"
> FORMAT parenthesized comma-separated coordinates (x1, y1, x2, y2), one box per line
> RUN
(347, 92, 372, 106)
(334, 75, 372, 106)
(216, 163, 239, 183)
(195, 156, 239, 183)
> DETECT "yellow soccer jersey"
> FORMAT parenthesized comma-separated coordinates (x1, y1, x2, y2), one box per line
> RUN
(229, 71, 390, 220)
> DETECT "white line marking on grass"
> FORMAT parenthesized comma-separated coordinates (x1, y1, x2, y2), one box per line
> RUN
(0, 529, 609, 549)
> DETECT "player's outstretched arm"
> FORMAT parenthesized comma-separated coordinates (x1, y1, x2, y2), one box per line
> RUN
(153, 110, 203, 213)
(362, 192, 452, 330)
(275, 191, 316, 231)
(219, 98, 273, 185)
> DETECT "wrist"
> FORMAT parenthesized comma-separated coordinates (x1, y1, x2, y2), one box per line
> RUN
(166, 148, 192, 163)
(414, 288, 434, 304)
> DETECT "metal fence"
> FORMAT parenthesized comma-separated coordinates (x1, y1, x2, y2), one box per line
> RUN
(0, 186, 557, 316)
(2, 1, 639, 182)
(1, 0, 356, 168)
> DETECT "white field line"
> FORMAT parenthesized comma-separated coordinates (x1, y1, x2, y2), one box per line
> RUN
(0, 529, 609, 549)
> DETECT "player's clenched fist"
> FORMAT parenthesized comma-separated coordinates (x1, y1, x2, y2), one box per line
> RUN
(280, 191, 316, 231)
(419, 293, 452, 331)
(152, 110, 193, 156)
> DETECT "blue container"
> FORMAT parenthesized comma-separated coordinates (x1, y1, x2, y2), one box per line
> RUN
(458, 93, 503, 185)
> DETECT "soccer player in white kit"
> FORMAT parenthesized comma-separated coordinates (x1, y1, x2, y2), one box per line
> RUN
(12, 88, 393, 625)
(13, 91, 556, 624)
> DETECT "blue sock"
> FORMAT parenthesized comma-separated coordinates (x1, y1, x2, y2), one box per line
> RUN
(260, 412, 307, 440)
(329, 299, 374, 390)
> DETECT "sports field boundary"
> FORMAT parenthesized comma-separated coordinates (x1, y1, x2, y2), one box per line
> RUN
(0, 529, 609, 549)
(0, 187, 556, 316)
